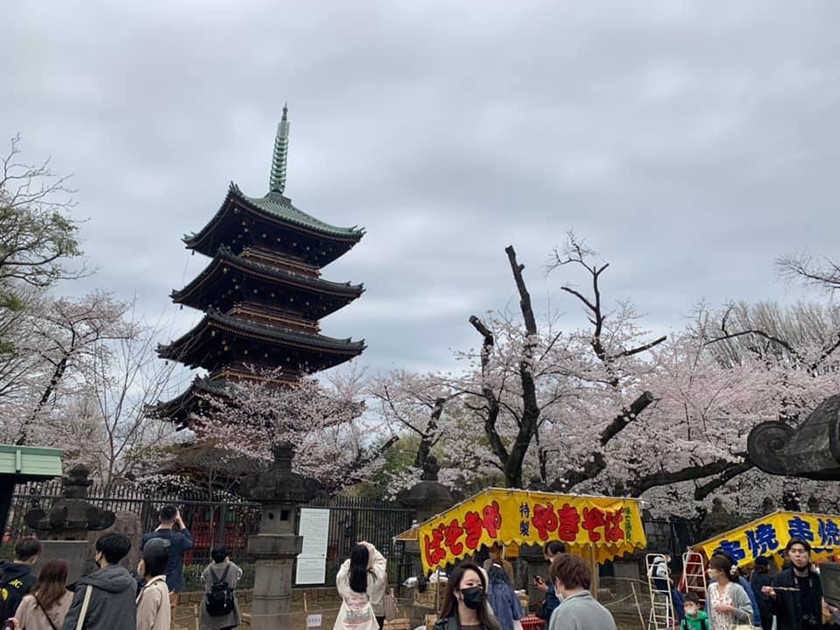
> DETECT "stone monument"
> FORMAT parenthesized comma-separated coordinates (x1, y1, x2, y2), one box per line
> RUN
(240, 442, 320, 629)
(748, 394, 840, 479)
(698, 498, 733, 541)
(24, 464, 116, 583)
(396, 456, 458, 524)
(761, 496, 775, 515)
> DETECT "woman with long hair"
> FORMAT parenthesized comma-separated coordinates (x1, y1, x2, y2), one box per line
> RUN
(12, 559, 72, 630)
(334, 541, 387, 630)
(136, 543, 172, 630)
(434, 562, 501, 630)
(706, 554, 753, 629)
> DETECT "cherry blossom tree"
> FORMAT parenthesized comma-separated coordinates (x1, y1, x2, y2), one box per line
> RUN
(193, 367, 396, 494)
(368, 369, 460, 474)
(777, 249, 840, 294)
(5, 291, 135, 444)
(0, 292, 183, 489)
(429, 237, 666, 489)
(374, 235, 840, 516)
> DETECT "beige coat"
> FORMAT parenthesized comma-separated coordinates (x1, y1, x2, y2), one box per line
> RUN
(136, 575, 171, 630)
(335, 543, 388, 628)
(14, 591, 73, 630)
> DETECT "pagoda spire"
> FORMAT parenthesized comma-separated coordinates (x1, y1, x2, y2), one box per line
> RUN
(269, 104, 290, 194)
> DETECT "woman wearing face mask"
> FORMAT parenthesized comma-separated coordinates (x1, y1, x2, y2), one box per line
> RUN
(706, 555, 753, 629)
(434, 562, 501, 630)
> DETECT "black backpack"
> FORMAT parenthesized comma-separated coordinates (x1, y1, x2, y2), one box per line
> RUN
(205, 565, 234, 617)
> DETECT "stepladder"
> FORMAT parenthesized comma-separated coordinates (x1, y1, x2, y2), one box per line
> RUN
(645, 553, 676, 629)
(681, 550, 707, 609)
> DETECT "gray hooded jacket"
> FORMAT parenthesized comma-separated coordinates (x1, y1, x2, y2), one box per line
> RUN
(62, 564, 138, 630)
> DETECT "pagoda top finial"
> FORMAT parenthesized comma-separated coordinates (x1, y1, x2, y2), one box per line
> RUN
(269, 105, 290, 194)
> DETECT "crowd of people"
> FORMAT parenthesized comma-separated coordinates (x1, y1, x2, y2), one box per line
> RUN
(331, 540, 615, 630)
(0, 505, 243, 630)
(662, 538, 839, 630)
(7, 509, 840, 630)
(331, 537, 840, 630)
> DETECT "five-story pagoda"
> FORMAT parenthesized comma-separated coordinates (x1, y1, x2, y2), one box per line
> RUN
(155, 107, 365, 428)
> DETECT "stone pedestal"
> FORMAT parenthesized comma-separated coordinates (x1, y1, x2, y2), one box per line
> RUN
(249, 517, 304, 625)
(33, 540, 90, 584)
(698, 498, 732, 541)
(240, 443, 320, 630)
(613, 559, 641, 599)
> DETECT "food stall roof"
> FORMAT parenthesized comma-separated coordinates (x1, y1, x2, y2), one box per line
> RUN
(692, 510, 840, 566)
(395, 487, 647, 573)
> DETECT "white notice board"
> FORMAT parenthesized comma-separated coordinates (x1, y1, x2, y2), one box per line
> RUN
(296, 508, 330, 585)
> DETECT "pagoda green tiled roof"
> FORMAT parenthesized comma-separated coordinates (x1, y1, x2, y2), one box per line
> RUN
(238, 186, 364, 238)
(183, 183, 364, 255)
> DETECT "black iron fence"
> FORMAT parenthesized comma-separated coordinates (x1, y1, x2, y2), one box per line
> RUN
(4, 482, 415, 590)
(4, 481, 717, 594)
(5, 480, 262, 589)
(309, 494, 416, 586)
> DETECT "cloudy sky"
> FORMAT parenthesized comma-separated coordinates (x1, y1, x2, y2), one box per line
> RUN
(3, 1, 838, 380)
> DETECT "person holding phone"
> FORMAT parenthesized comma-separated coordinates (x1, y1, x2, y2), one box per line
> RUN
(141, 505, 194, 621)
(535, 542, 564, 622)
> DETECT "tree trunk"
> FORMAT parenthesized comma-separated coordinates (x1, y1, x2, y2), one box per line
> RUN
(17, 354, 69, 445)
(413, 397, 445, 469)
(503, 246, 540, 489)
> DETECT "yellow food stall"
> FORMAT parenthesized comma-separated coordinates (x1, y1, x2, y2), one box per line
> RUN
(395, 487, 647, 614)
(693, 510, 840, 567)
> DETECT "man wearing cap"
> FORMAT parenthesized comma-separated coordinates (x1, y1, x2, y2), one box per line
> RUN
(761, 538, 824, 630)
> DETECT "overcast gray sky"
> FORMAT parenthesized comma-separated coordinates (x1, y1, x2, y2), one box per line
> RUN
(3, 1, 837, 380)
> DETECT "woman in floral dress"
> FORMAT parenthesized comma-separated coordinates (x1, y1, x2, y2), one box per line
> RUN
(706, 555, 754, 629)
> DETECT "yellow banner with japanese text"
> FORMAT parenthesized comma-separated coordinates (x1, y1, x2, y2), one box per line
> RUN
(694, 511, 840, 566)
(397, 488, 646, 574)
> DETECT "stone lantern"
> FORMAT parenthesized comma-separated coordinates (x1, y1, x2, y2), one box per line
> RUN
(698, 498, 733, 541)
(397, 456, 459, 578)
(240, 442, 320, 629)
(24, 464, 116, 582)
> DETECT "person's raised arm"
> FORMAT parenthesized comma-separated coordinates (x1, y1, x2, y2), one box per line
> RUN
(366, 543, 387, 581)
(176, 510, 194, 550)
(335, 560, 352, 599)
(361, 542, 388, 604)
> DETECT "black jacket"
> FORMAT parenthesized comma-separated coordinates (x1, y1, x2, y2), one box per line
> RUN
(0, 560, 37, 619)
(434, 614, 494, 630)
(770, 566, 823, 630)
(750, 572, 775, 621)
